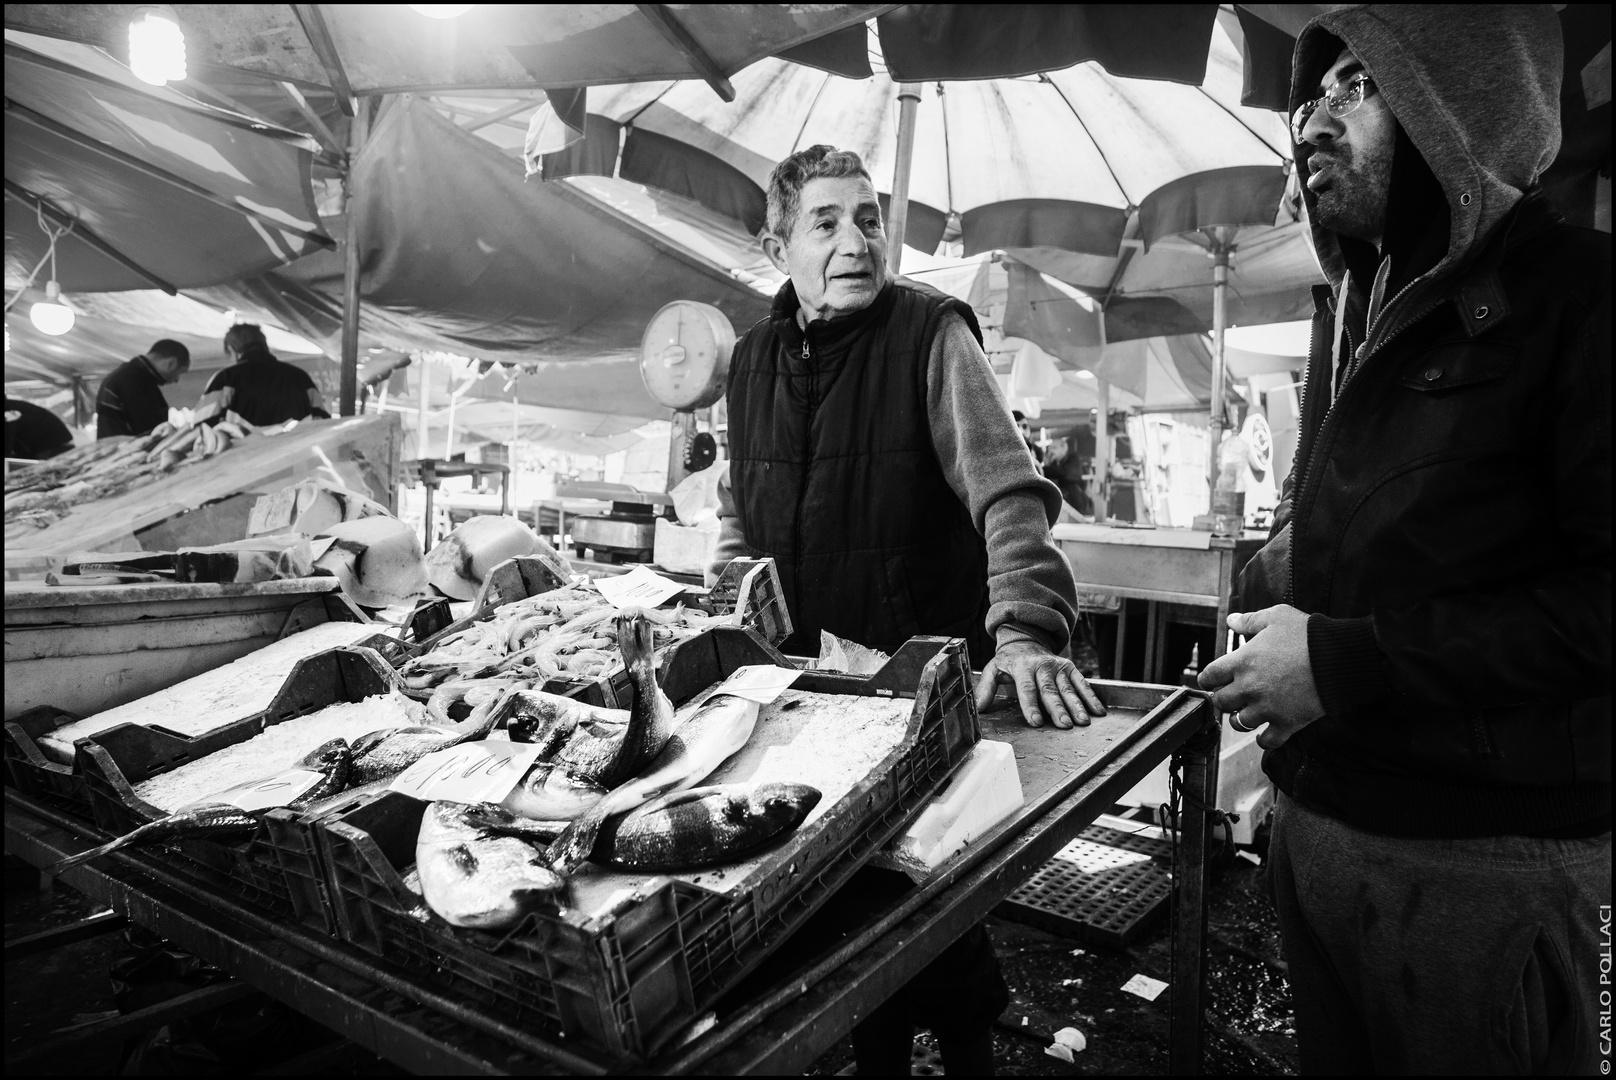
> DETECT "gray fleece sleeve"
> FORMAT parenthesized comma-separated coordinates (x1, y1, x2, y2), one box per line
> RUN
(927, 313, 1078, 654)
(707, 462, 750, 585)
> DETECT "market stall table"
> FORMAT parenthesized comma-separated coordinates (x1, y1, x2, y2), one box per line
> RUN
(3, 681, 1216, 1074)
(1053, 523, 1268, 682)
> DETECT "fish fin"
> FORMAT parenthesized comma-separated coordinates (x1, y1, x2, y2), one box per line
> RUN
(547, 801, 610, 873)
(636, 786, 724, 815)
(46, 837, 128, 875)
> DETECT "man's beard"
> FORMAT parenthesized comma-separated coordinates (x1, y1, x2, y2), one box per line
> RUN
(1308, 145, 1391, 244)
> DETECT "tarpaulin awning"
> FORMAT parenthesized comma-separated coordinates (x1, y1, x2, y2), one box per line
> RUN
(4, 31, 332, 293)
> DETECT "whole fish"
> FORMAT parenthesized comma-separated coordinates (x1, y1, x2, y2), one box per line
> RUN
(415, 800, 565, 930)
(500, 761, 605, 820)
(48, 739, 352, 875)
(593, 782, 822, 872)
(552, 610, 677, 789)
(501, 689, 628, 760)
(549, 693, 761, 872)
(349, 688, 510, 784)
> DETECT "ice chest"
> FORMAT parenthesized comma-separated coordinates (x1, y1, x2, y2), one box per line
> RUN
(315, 626, 978, 1061)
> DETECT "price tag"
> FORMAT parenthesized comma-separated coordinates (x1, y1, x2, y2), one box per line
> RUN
(595, 565, 687, 610)
(388, 741, 544, 804)
(1119, 973, 1168, 1002)
(211, 768, 325, 812)
(692, 664, 803, 709)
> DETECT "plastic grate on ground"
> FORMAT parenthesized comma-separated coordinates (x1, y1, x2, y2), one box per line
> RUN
(996, 824, 1173, 949)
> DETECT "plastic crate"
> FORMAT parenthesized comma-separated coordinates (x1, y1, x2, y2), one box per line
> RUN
(74, 646, 402, 928)
(997, 824, 1173, 948)
(316, 625, 977, 1061)
(3, 705, 93, 818)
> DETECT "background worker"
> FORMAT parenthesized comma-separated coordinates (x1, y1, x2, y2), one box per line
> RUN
(4, 397, 73, 459)
(200, 323, 329, 427)
(1201, 6, 1609, 1073)
(711, 145, 1102, 1076)
(95, 339, 189, 439)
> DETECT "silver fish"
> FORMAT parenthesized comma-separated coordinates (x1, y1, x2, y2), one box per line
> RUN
(48, 738, 352, 875)
(549, 693, 761, 872)
(593, 782, 822, 871)
(500, 689, 628, 760)
(551, 610, 677, 789)
(500, 761, 605, 821)
(416, 801, 565, 930)
(350, 688, 509, 784)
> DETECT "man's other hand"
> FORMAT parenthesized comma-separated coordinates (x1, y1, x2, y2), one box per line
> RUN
(975, 641, 1106, 729)
(1197, 605, 1324, 750)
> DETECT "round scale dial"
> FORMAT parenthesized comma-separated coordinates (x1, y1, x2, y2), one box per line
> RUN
(639, 301, 735, 411)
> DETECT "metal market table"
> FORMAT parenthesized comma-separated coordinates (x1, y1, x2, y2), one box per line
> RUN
(1053, 523, 1268, 681)
(4, 684, 1217, 1074)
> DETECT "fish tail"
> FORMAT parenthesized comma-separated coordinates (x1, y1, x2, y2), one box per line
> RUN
(547, 801, 610, 873)
(47, 832, 138, 875)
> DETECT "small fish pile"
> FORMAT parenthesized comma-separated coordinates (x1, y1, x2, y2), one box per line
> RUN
(5, 411, 261, 527)
(397, 583, 718, 690)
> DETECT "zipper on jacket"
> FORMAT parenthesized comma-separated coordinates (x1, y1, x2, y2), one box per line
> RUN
(793, 333, 814, 592)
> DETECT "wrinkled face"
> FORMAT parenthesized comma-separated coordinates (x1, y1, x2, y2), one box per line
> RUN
(763, 176, 889, 322)
(1299, 48, 1396, 247)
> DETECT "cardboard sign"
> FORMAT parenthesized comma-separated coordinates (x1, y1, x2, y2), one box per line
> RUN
(388, 741, 544, 804)
(595, 565, 686, 610)
(211, 768, 326, 812)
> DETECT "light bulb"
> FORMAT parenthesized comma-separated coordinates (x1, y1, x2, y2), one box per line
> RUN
(129, 6, 187, 86)
(31, 281, 75, 337)
(409, 5, 475, 18)
(1075, 370, 1096, 380)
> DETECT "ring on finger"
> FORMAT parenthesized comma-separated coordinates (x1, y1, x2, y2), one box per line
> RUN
(1229, 711, 1258, 732)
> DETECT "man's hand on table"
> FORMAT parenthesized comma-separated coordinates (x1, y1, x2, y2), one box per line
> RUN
(974, 640, 1107, 729)
(1197, 605, 1324, 750)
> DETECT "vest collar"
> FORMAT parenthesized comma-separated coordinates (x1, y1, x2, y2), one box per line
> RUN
(770, 280, 899, 358)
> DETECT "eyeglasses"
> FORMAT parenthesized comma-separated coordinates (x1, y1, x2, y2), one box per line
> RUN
(1291, 71, 1375, 143)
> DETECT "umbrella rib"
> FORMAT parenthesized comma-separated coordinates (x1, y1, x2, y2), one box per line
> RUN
(938, 83, 954, 212)
(277, 81, 345, 157)
(3, 179, 178, 295)
(4, 98, 336, 250)
(291, 4, 357, 116)
(1192, 86, 1290, 163)
(1040, 74, 1130, 208)
(635, 5, 737, 103)
(790, 73, 834, 155)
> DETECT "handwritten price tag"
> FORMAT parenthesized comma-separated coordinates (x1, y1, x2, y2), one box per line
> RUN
(388, 742, 544, 804)
(211, 768, 325, 812)
(691, 664, 803, 709)
(595, 565, 687, 610)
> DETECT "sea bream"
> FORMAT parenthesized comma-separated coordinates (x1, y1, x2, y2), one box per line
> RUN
(348, 687, 510, 785)
(48, 739, 353, 874)
(592, 782, 822, 871)
(415, 801, 565, 929)
(548, 692, 761, 872)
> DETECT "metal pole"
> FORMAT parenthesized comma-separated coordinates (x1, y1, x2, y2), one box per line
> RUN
(886, 84, 922, 275)
(1208, 233, 1231, 500)
(1095, 378, 1111, 522)
(414, 357, 431, 459)
(339, 99, 371, 418)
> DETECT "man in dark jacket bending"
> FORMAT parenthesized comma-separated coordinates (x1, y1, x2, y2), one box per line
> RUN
(711, 145, 1103, 1074)
(1199, 6, 1610, 1073)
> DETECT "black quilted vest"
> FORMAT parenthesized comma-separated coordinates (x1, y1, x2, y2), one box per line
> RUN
(727, 279, 994, 664)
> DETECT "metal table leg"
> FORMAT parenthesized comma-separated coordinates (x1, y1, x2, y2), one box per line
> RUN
(1168, 714, 1221, 1074)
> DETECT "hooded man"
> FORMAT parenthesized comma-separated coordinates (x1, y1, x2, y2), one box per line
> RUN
(95, 339, 189, 439)
(1198, 7, 1610, 1073)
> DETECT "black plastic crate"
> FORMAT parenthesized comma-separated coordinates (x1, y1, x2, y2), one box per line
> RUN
(3, 705, 93, 818)
(997, 824, 1174, 948)
(74, 646, 402, 928)
(316, 626, 977, 1061)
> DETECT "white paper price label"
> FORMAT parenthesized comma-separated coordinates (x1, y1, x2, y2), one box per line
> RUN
(388, 742, 544, 804)
(692, 664, 803, 709)
(212, 768, 326, 812)
(595, 565, 687, 610)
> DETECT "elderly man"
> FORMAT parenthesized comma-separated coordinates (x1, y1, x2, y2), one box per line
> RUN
(1200, 6, 1609, 1073)
(712, 144, 1101, 1074)
(95, 338, 189, 439)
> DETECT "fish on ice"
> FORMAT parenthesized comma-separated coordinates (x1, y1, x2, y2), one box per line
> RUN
(415, 800, 565, 930)
(592, 782, 822, 872)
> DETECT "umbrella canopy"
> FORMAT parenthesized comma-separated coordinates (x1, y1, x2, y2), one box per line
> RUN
(1, 5, 890, 104)
(528, 17, 1291, 266)
(4, 31, 333, 294)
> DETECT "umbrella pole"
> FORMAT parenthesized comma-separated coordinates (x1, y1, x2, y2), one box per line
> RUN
(1095, 378, 1110, 522)
(415, 356, 431, 457)
(338, 100, 372, 417)
(886, 84, 922, 275)
(1208, 235, 1231, 500)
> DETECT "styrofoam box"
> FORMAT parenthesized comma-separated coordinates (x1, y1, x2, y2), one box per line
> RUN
(873, 739, 1024, 881)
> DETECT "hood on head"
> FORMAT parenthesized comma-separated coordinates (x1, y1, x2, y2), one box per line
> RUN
(1292, 5, 1563, 289)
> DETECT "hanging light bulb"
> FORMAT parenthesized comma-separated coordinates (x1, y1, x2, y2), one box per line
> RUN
(409, 5, 476, 18)
(31, 282, 75, 337)
(129, 5, 187, 86)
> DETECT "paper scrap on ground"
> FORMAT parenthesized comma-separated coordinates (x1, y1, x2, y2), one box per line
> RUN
(694, 664, 803, 707)
(388, 742, 544, 804)
(1120, 973, 1169, 1001)
(210, 768, 326, 812)
(595, 565, 686, 609)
